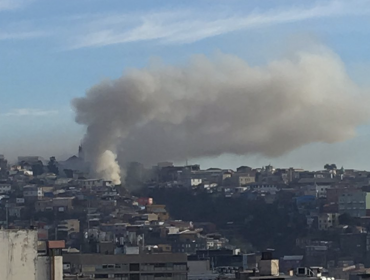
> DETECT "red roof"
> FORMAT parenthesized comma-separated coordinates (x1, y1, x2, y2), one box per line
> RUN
(47, 240, 65, 249)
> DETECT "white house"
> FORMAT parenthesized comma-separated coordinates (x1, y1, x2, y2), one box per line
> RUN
(0, 184, 11, 193)
(23, 184, 43, 200)
(316, 184, 332, 198)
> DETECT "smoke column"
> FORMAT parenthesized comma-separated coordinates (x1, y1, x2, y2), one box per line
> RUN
(72, 47, 369, 184)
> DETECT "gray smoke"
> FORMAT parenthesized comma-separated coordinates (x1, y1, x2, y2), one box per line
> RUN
(72, 47, 369, 184)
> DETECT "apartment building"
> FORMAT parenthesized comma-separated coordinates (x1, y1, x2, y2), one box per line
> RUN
(63, 253, 188, 280)
(338, 191, 369, 217)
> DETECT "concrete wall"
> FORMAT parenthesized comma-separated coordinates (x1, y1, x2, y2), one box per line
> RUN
(0, 229, 38, 280)
(188, 260, 210, 272)
(55, 256, 63, 280)
(36, 254, 63, 280)
(36, 256, 51, 280)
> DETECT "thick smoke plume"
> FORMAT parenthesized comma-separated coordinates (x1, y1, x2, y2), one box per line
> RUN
(73, 48, 369, 184)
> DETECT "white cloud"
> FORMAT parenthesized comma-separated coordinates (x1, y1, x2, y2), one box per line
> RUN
(68, 0, 370, 49)
(3, 108, 58, 117)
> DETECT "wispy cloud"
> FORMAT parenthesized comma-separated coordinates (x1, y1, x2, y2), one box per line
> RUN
(0, 30, 45, 40)
(67, 0, 370, 49)
(3, 108, 59, 117)
(0, 0, 32, 11)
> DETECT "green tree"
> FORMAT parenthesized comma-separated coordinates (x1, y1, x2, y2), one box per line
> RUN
(324, 164, 337, 171)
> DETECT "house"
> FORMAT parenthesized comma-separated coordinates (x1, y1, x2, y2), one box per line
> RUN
(23, 184, 43, 201)
(316, 184, 333, 198)
(53, 197, 74, 211)
(8, 204, 24, 218)
(146, 205, 169, 221)
(58, 219, 80, 234)
(318, 213, 340, 230)
(238, 174, 255, 186)
(246, 182, 280, 193)
(0, 184, 11, 193)
(35, 199, 53, 212)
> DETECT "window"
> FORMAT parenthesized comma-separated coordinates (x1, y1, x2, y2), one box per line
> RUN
(95, 274, 108, 278)
(130, 263, 140, 271)
(173, 263, 187, 271)
(115, 274, 128, 280)
(173, 273, 187, 280)
(154, 263, 166, 271)
(141, 274, 155, 280)
(142, 264, 155, 271)
(154, 273, 172, 279)
(130, 274, 140, 280)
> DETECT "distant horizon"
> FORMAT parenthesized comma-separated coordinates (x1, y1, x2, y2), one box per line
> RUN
(2, 151, 366, 173)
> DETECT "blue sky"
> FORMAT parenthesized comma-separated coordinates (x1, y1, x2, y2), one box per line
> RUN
(1, 0, 370, 169)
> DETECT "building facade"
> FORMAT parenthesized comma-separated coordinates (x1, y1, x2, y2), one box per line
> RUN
(339, 191, 368, 217)
(318, 213, 340, 230)
(63, 253, 188, 280)
(0, 229, 64, 280)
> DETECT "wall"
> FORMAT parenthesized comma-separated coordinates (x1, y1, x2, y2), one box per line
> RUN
(188, 260, 210, 272)
(366, 193, 370, 210)
(316, 185, 331, 198)
(238, 175, 255, 186)
(58, 219, 80, 233)
(54, 256, 63, 280)
(339, 191, 366, 217)
(0, 229, 38, 280)
(36, 255, 63, 280)
(36, 256, 50, 280)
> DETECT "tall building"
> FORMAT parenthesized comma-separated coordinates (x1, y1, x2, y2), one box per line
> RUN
(0, 229, 64, 280)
